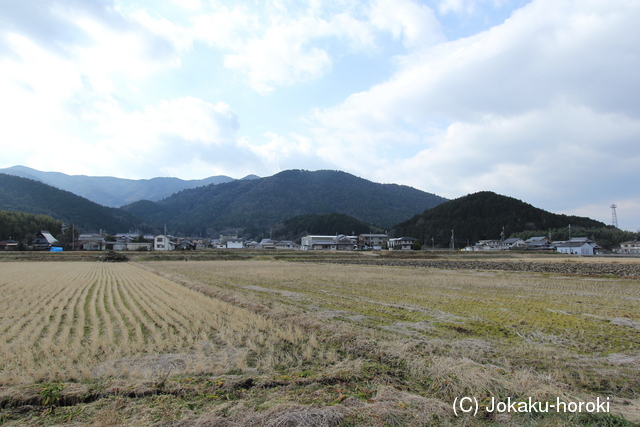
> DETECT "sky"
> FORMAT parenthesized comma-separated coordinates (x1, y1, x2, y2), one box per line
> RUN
(1, 0, 639, 231)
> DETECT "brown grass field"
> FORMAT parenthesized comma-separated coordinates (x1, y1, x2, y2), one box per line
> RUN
(0, 252, 639, 426)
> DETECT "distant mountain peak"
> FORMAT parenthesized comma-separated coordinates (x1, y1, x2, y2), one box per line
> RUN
(0, 166, 237, 207)
(240, 174, 260, 180)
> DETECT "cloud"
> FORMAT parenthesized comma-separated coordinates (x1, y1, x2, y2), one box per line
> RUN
(0, 0, 193, 175)
(399, 102, 640, 200)
(307, 0, 640, 217)
(222, 23, 334, 95)
(2, 0, 639, 232)
(180, 0, 442, 93)
(200, 2, 378, 94)
(78, 96, 251, 178)
(369, 0, 443, 49)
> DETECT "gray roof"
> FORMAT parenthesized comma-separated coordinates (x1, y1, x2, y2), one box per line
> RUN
(557, 241, 599, 248)
(503, 238, 523, 244)
(525, 236, 548, 243)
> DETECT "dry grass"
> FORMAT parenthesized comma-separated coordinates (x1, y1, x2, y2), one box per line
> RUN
(152, 260, 640, 423)
(1, 258, 639, 426)
(157, 260, 640, 354)
(0, 262, 323, 385)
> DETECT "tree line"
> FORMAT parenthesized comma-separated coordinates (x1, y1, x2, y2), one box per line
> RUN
(0, 210, 63, 244)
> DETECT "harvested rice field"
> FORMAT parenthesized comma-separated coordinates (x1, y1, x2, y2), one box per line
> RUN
(1, 254, 639, 426)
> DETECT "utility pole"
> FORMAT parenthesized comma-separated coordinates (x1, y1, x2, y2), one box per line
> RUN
(450, 229, 455, 250)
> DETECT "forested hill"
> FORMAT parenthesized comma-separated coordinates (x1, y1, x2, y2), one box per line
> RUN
(0, 210, 63, 242)
(0, 174, 145, 234)
(0, 165, 247, 207)
(392, 191, 606, 246)
(122, 170, 447, 237)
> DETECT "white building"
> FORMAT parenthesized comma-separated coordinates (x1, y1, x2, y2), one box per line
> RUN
(556, 238, 600, 255)
(388, 237, 417, 250)
(154, 235, 175, 251)
(226, 238, 244, 249)
(619, 240, 640, 254)
(300, 235, 355, 250)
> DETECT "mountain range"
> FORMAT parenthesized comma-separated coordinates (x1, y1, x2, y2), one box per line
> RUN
(0, 165, 259, 207)
(0, 173, 144, 233)
(0, 168, 446, 236)
(1, 166, 616, 244)
(122, 169, 447, 237)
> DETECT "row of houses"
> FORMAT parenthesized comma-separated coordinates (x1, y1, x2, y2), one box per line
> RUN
(76, 233, 403, 252)
(465, 236, 603, 255)
(8, 230, 639, 255)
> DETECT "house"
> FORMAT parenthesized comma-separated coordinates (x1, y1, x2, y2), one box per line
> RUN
(31, 230, 59, 251)
(300, 235, 356, 250)
(301, 235, 336, 250)
(217, 234, 243, 249)
(225, 238, 244, 249)
(465, 238, 525, 251)
(501, 238, 525, 250)
(334, 236, 356, 251)
(257, 238, 277, 249)
(114, 233, 138, 242)
(471, 240, 502, 251)
(0, 239, 18, 251)
(125, 242, 152, 251)
(275, 240, 299, 250)
(524, 236, 555, 250)
(556, 238, 600, 255)
(176, 240, 196, 251)
(154, 235, 175, 251)
(619, 240, 640, 254)
(245, 240, 259, 249)
(191, 238, 210, 249)
(78, 234, 105, 251)
(388, 237, 417, 250)
(358, 234, 388, 250)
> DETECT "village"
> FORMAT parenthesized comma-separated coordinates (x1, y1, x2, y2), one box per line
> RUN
(3, 230, 639, 255)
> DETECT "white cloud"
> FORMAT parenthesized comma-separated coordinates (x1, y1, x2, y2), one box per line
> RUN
(2, 0, 639, 232)
(190, 4, 259, 50)
(307, 0, 640, 212)
(369, 0, 443, 49)
(222, 21, 334, 95)
(437, 0, 513, 15)
(398, 103, 640, 200)
(77, 96, 245, 177)
(213, 3, 378, 94)
(180, 0, 442, 93)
